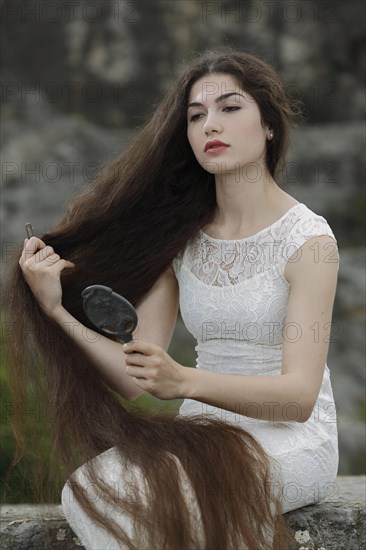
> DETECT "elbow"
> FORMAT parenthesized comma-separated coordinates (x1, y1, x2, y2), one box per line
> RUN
(298, 412, 311, 423)
(284, 375, 317, 423)
(287, 410, 311, 424)
(283, 399, 314, 423)
(298, 400, 316, 423)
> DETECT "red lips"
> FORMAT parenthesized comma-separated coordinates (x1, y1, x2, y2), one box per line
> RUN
(204, 140, 230, 152)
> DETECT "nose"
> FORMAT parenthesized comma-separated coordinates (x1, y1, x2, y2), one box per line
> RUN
(203, 111, 223, 135)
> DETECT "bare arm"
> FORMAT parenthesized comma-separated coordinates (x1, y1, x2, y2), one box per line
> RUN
(52, 267, 179, 402)
(19, 236, 179, 402)
(183, 235, 339, 423)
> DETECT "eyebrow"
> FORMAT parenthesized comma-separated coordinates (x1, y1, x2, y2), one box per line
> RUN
(187, 92, 246, 109)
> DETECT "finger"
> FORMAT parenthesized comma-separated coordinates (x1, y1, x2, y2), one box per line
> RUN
(47, 258, 76, 274)
(25, 236, 46, 253)
(44, 254, 75, 269)
(20, 237, 46, 264)
(124, 352, 147, 367)
(33, 245, 59, 266)
(58, 259, 76, 269)
(30, 245, 64, 268)
(125, 365, 147, 380)
(123, 340, 154, 355)
(40, 252, 61, 267)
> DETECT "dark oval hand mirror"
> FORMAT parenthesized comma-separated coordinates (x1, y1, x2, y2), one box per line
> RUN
(81, 285, 138, 343)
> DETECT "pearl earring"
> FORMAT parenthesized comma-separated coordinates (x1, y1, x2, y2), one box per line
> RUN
(268, 131, 273, 139)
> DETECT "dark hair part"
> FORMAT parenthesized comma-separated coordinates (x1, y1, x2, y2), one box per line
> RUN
(3, 48, 299, 549)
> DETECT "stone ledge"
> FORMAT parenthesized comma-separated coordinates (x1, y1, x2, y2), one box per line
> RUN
(284, 476, 365, 549)
(0, 476, 365, 549)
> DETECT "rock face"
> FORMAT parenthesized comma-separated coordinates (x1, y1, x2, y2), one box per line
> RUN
(0, 476, 365, 549)
(1, 0, 365, 477)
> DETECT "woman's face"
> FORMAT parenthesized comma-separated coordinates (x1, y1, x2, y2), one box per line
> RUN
(186, 72, 271, 176)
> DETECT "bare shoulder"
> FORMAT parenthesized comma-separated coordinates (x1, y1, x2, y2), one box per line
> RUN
(139, 264, 178, 301)
(159, 264, 178, 285)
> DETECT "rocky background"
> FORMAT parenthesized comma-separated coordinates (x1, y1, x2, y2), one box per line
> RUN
(1, 0, 365, 479)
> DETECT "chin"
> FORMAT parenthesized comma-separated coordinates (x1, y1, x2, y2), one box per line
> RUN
(202, 160, 249, 176)
(201, 161, 222, 174)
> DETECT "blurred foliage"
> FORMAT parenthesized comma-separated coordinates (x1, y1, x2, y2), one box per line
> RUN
(0, 344, 61, 503)
(355, 396, 366, 423)
(347, 397, 366, 475)
(347, 398, 366, 475)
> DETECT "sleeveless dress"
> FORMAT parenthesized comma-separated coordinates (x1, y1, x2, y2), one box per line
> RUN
(61, 202, 339, 548)
(173, 202, 339, 514)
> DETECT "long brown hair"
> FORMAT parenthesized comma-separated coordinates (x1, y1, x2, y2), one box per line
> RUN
(3, 47, 299, 549)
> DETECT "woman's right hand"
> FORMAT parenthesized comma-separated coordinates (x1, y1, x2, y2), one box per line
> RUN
(19, 237, 75, 318)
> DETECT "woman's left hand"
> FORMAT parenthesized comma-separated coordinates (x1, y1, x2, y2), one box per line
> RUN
(123, 340, 188, 400)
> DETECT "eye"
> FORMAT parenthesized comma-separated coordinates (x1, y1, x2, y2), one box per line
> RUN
(223, 106, 241, 112)
(189, 106, 241, 122)
(189, 113, 202, 122)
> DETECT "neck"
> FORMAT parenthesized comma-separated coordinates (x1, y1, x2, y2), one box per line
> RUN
(212, 169, 289, 230)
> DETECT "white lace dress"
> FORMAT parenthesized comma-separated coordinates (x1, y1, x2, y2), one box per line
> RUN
(173, 202, 339, 514)
(61, 202, 339, 548)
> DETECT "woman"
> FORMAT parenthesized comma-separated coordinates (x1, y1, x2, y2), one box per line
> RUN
(3, 49, 339, 549)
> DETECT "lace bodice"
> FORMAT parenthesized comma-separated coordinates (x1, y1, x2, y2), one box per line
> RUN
(172, 203, 338, 351)
(185, 203, 337, 285)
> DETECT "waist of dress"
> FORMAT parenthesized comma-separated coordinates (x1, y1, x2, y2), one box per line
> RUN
(194, 340, 283, 375)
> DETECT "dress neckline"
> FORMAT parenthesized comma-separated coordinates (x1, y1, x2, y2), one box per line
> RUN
(199, 203, 304, 242)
